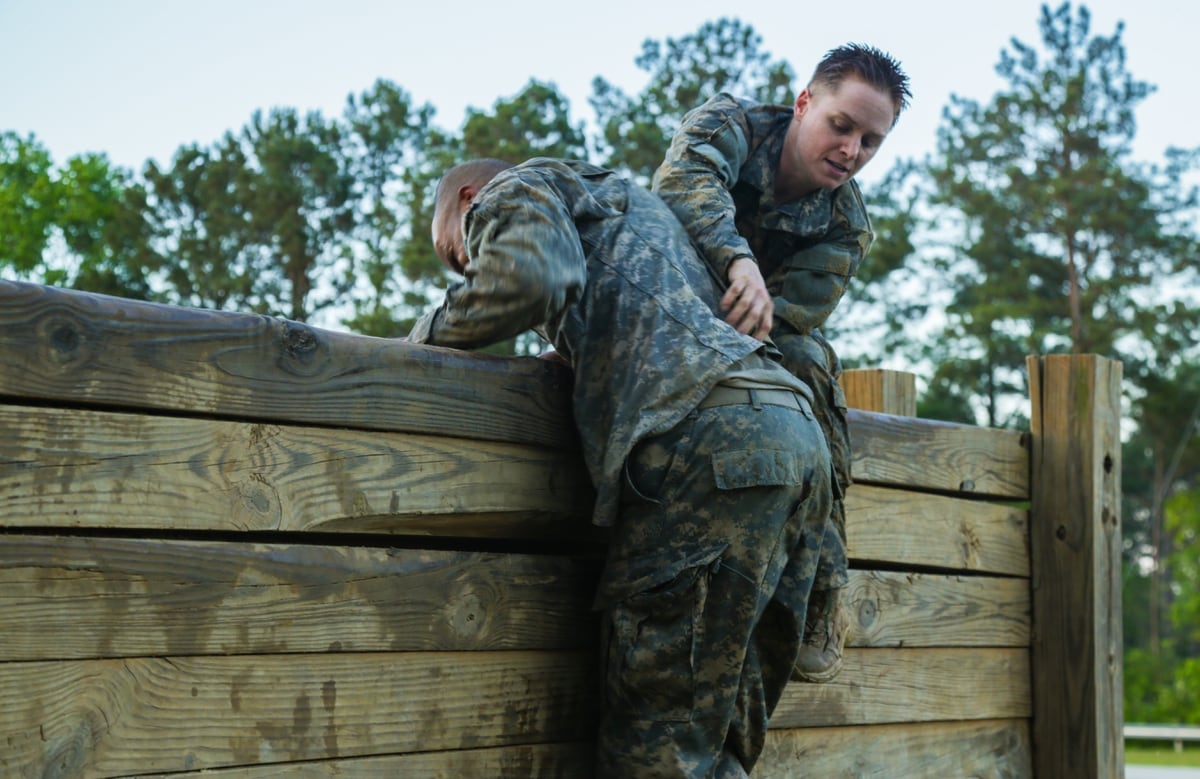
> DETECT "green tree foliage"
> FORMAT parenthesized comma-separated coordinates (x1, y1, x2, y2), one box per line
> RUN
(57, 153, 158, 299)
(1127, 483, 1200, 724)
(239, 108, 357, 322)
(590, 17, 794, 180)
(144, 139, 263, 313)
(1, 132, 156, 298)
(0, 132, 57, 275)
(339, 80, 439, 337)
(461, 79, 587, 163)
(925, 2, 1200, 426)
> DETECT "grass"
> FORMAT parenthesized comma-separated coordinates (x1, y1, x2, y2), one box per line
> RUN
(1127, 741, 1200, 767)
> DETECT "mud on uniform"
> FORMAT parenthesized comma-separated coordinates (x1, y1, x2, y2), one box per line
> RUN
(410, 158, 832, 777)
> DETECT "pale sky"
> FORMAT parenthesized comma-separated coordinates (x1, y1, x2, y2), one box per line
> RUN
(2, 0, 1196, 190)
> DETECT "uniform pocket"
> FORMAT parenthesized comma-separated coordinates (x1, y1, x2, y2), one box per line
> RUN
(600, 545, 725, 722)
(620, 413, 695, 505)
(711, 448, 807, 490)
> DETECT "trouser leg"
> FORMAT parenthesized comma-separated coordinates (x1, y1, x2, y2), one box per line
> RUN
(594, 401, 831, 778)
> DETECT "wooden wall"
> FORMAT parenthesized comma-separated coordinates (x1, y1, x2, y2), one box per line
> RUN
(0, 281, 1121, 778)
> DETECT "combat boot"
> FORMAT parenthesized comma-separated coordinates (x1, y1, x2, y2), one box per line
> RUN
(792, 587, 851, 683)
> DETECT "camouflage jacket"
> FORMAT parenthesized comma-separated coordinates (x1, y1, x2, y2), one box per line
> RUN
(652, 92, 874, 335)
(409, 158, 792, 527)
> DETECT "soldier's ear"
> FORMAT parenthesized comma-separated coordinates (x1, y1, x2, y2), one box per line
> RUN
(458, 184, 478, 209)
(793, 89, 813, 120)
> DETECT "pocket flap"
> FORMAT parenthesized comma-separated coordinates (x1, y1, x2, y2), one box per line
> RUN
(712, 449, 805, 490)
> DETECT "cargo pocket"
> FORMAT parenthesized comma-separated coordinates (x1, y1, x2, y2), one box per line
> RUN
(600, 544, 726, 722)
(712, 449, 807, 491)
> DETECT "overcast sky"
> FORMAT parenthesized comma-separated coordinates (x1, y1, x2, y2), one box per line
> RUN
(1, 0, 1195, 190)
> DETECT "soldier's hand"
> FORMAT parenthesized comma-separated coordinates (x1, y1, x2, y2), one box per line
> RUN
(723, 257, 774, 341)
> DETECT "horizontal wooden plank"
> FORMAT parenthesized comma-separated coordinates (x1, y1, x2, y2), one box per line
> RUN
(0, 536, 602, 661)
(0, 534, 1022, 662)
(772, 647, 1030, 728)
(0, 651, 597, 778)
(849, 408, 1029, 499)
(844, 570, 1029, 649)
(0, 403, 594, 535)
(847, 484, 1030, 576)
(0, 648, 1027, 776)
(123, 721, 1036, 779)
(0, 280, 575, 449)
(130, 742, 595, 778)
(757, 719, 1032, 778)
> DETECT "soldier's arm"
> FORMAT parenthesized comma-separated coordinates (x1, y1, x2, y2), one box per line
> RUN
(651, 93, 757, 283)
(409, 179, 586, 350)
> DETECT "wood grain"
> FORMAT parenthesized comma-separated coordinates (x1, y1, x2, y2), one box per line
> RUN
(771, 647, 1030, 728)
(0, 535, 602, 661)
(129, 742, 596, 778)
(758, 719, 1032, 778)
(0, 648, 1027, 777)
(0, 651, 598, 778)
(843, 570, 1029, 649)
(124, 721, 1034, 779)
(849, 408, 1029, 499)
(0, 534, 1025, 661)
(0, 280, 576, 449)
(842, 368, 917, 416)
(0, 403, 594, 534)
(1027, 354, 1124, 779)
(846, 484, 1030, 575)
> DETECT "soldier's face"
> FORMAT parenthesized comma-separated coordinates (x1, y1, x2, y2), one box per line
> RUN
(782, 76, 895, 196)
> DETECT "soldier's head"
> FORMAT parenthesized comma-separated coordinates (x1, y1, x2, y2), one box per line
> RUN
(809, 43, 911, 127)
(431, 158, 513, 274)
(776, 44, 910, 200)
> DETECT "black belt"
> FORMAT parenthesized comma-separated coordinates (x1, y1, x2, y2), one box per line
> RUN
(697, 386, 804, 411)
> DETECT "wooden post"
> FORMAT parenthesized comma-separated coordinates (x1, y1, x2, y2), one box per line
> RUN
(842, 368, 917, 416)
(1026, 354, 1124, 779)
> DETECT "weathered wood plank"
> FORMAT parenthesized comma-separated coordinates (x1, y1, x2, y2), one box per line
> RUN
(0, 535, 601, 661)
(757, 719, 1032, 778)
(128, 742, 595, 778)
(0, 280, 575, 449)
(842, 368, 917, 416)
(0, 534, 1023, 661)
(771, 648, 1030, 728)
(846, 484, 1030, 575)
(0, 403, 594, 534)
(0, 651, 597, 778)
(849, 408, 1029, 499)
(844, 571, 1029, 649)
(1027, 354, 1124, 779)
(0, 648, 1025, 777)
(125, 721, 1035, 779)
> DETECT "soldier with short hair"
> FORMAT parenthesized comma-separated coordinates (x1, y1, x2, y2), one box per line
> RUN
(653, 43, 912, 683)
(410, 156, 833, 777)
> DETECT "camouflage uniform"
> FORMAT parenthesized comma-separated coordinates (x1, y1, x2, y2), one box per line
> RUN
(653, 92, 874, 595)
(410, 159, 833, 777)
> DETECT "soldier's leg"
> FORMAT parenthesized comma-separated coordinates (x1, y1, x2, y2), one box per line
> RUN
(770, 328, 854, 682)
(594, 398, 831, 778)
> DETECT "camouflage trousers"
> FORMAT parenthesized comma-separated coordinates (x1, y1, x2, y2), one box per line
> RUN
(594, 393, 833, 778)
(771, 325, 850, 593)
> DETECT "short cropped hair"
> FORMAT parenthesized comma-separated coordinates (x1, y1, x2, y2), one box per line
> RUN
(810, 43, 912, 123)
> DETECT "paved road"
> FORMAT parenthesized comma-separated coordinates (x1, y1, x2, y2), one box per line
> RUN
(1128, 766, 1200, 778)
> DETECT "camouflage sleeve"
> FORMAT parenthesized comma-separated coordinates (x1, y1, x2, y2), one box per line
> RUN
(407, 177, 587, 350)
(651, 93, 756, 283)
(770, 182, 874, 334)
